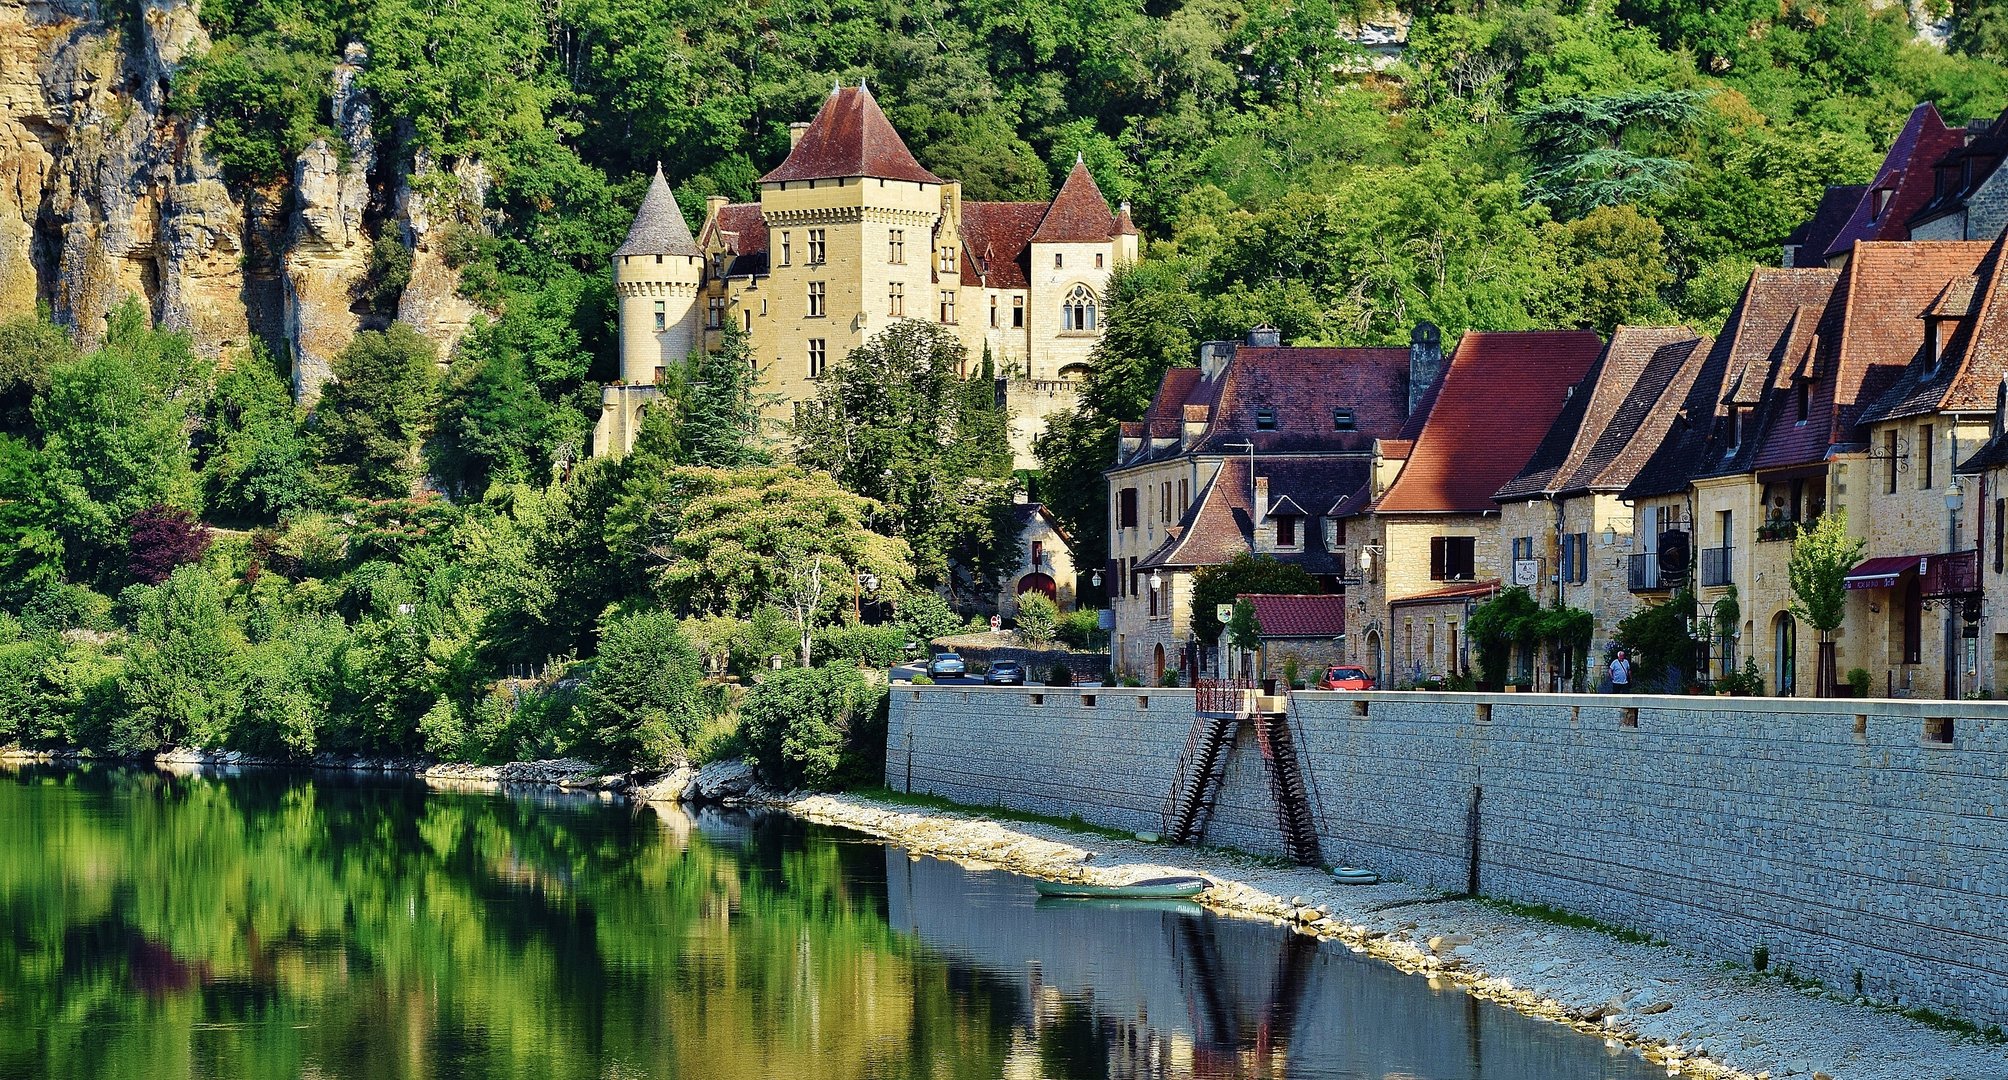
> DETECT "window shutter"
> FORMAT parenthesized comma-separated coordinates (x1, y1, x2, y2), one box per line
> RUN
(1430, 537, 1446, 580)
(1561, 535, 1573, 583)
(1576, 534, 1590, 582)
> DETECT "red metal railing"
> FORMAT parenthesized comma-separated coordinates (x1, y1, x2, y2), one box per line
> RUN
(1196, 678, 1256, 716)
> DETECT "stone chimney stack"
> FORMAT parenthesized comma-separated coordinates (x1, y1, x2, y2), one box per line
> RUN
(1408, 321, 1444, 418)
(790, 122, 812, 149)
(1246, 325, 1281, 347)
(1199, 341, 1236, 381)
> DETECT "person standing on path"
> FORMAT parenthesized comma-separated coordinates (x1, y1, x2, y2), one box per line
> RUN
(1609, 650, 1631, 693)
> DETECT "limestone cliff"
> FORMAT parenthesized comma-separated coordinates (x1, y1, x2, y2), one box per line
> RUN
(0, 0, 482, 401)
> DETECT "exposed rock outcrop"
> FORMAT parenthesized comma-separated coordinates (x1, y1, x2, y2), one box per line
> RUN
(284, 43, 376, 404)
(395, 151, 486, 361)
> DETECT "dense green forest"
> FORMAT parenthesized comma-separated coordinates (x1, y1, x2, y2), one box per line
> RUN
(2, 0, 2004, 770)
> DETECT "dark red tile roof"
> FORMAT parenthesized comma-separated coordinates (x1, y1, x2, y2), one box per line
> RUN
(1030, 160, 1117, 244)
(703, 203, 766, 255)
(1375, 331, 1604, 513)
(1910, 106, 2008, 233)
(1822, 103, 1959, 262)
(1756, 241, 1989, 471)
(1784, 185, 1866, 266)
(1113, 202, 1140, 237)
(759, 85, 945, 186)
(1242, 594, 1346, 637)
(1860, 230, 2008, 423)
(959, 202, 1046, 289)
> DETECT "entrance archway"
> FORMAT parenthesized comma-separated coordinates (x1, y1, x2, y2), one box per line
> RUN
(1365, 631, 1384, 688)
(1015, 573, 1056, 599)
(1153, 643, 1167, 684)
(1772, 613, 1797, 697)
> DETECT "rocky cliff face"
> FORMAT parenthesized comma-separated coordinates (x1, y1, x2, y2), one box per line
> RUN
(0, 0, 484, 401)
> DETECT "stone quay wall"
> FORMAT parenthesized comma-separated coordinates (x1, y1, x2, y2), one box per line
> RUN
(886, 686, 2008, 1027)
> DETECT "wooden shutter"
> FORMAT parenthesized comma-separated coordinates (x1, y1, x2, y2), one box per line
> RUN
(1430, 536, 1446, 580)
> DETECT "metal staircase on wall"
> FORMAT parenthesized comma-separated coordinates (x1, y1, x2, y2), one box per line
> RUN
(1253, 714, 1322, 866)
(1162, 713, 1237, 844)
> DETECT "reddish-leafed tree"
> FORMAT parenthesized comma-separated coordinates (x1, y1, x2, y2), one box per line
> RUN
(127, 504, 213, 585)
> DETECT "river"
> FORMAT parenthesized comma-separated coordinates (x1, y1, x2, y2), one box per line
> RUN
(0, 764, 1669, 1079)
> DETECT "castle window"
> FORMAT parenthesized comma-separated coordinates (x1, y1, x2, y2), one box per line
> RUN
(1012, 296, 1025, 328)
(888, 229, 905, 264)
(808, 339, 827, 378)
(1061, 284, 1097, 332)
(654, 254, 662, 264)
(1255, 407, 1277, 430)
(1095, 253, 1104, 269)
(706, 297, 724, 329)
(807, 281, 825, 318)
(807, 229, 826, 265)
(989, 297, 998, 328)
(780, 232, 791, 266)
(1054, 253, 1063, 269)
(1277, 517, 1296, 547)
(942, 246, 957, 273)
(652, 301, 666, 332)
(889, 282, 904, 317)
(742, 309, 751, 331)
(1333, 407, 1356, 430)
(939, 290, 956, 323)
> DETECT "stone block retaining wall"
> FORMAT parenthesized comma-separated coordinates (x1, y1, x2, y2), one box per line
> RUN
(887, 687, 2008, 1027)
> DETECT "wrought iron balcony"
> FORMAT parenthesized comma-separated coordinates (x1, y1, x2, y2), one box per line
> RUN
(1627, 552, 1662, 592)
(1699, 545, 1733, 588)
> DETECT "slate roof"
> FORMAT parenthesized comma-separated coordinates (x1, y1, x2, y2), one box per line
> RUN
(1374, 331, 1604, 513)
(959, 202, 1047, 289)
(759, 85, 945, 186)
(1910, 107, 2008, 233)
(1757, 241, 1991, 471)
(1115, 345, 1416, 468)
(1139, 457, 1361, 575)
(1783, 185, 1867, 266)
(1495, 327, 1709, 502)
(1030, 160, 1118, 244)
(1822, 103, 1961, 262)
(1242, 594, 1346, 637)
(1958, 429, 2008, 473)
(1859, 231, 2008, 425)
(615, 167, 700, 258)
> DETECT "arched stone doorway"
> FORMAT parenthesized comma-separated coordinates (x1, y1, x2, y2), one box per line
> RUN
(1365, 630, 1384, 688)
(1015, 573, 1057, 600)
(1772, 612, 1797, 697)
(1153, 643, 1167, 683)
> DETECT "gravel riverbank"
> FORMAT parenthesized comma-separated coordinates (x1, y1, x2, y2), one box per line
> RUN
(774, 789, 2008, 1080)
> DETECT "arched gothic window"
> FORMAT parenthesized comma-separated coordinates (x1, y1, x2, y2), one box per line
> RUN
(1062, 284, 1098, 332)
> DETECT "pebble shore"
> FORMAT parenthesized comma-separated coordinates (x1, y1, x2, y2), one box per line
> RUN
(776, 789, 2008, 1080)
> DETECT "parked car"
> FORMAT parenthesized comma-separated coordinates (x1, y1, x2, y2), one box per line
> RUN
(1318, 666, 1376, 691)
(984, 660, 1025, 685)
(927, 652, 967, 678)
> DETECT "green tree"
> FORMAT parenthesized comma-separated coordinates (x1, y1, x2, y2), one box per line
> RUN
(1789, 510, 1866, 696)
(739, 665, 882, 790)
(678, 324, 772, 468)
(116, 566, 240, 753)
(1226, 598, 1262, 651)
(577, 608, 706, 769)
(1533, 204, 1675, 333)
(1014, 591, 1059, 646)
(204, 346, 315, 521)
(313, 324, 439, 499)
(792, 321, 1015, 594)
(0, 312, 72, 434)
(1189, 553, 1319, 645)
(1516, 89, 1709, 212)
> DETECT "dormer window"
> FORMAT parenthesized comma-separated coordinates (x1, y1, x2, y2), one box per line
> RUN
(1332, 407, 1356, 431)
(1276, 516, 1296, 546)
(1872, 188, 1893, 220)
(1255, 407, 1278, 430)
(1796, 382, 1809, 423)
(1928, 319, 1945, 367)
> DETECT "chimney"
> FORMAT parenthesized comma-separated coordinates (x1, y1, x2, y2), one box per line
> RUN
(705, 194, 728, 224)
(790, 121, 812, 149)
(1408, 321, 1444, 417)
(1199, 340, 1236, 381)
(1246, 325, 1281, 347)
(1253, 475, 1271, 541)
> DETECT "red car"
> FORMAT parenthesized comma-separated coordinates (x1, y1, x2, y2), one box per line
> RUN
(1318, 666, 1376, 691)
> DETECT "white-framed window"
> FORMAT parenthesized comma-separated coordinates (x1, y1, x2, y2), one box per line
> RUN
(808, 339, 827, 378)
(706, 296, 725, 329)
(888, 282, 904, 317)
(939, 290, 955, 323)
(1061, 284, 1098, 332)
(807, 229, 826, 264)
(779, 232, 791, 266)
(807, 281, 825, 318)
(888, 229, 905, 263)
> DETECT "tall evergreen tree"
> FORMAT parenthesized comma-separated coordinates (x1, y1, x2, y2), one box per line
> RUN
(677, 325, 770, 468)
(312, 325, 440, 499)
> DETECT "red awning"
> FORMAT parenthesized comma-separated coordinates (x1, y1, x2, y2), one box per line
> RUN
(1844, 555, 1923, 590)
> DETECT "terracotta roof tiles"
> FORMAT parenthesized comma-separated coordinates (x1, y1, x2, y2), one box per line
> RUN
(1375, 331, 1604, 513)
(1242, 594, 1346, 637)
(959, 202, 1046, 289)
(759, 85, 945, 186)
(1030, 160, 1117, 244)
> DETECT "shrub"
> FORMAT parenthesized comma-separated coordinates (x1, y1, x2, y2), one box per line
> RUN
(1282, 657, 1300, 690)
(894, 590, 961, 644)
(577, 610, 707, 769)
(814, 623, 907, 668)
(126, 504, 213, 586)
(1056, 607, 1106, 649)
(739, 666, 885, 790)
(1046, 663, 1074, 687)
(1015, 592, 1058, 645)
(1847, 667, 1873, 698)
(1158, 666, 1181, 687)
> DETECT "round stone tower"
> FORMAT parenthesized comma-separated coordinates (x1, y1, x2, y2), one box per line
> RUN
(597, 166, 703, 456)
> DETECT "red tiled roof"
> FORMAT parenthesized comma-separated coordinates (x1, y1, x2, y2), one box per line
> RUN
(703, 203, 767, 255)
(1375, 331, 1604, 513)
(1944, 229, 2008, 412)
(1199, 347, 1410, 454)
(959, 202, 1046, 289)
(1755, 241, 1990, 471)
(1030, 160, 1116, 244)
(1113, 202, 1140, 237)
(1784, 185, 1866, 266)
(1241, 594, 1346, 637)
(1390, 579, 1501, 607)
(759, 85, 945, 186)
(1823, 104, 1959, 261)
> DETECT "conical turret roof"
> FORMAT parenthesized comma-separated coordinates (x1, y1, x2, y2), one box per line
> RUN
(615, 166, 700, 257)
(1031, 158, 1117, 244)
(759, 83, 944, 186)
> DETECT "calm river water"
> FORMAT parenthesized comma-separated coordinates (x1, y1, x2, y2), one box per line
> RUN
(0, 765, 1667, 1080)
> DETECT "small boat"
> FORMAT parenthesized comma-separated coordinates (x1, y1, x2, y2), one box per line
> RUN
(1332, 866, 1380, 886)
(1033, 875, 1209, 900)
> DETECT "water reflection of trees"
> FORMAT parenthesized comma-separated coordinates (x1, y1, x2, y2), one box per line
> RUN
(0, 765, 1024, 1080)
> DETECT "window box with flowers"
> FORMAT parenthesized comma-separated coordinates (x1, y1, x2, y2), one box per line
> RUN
(1757, 519, 1799, 543)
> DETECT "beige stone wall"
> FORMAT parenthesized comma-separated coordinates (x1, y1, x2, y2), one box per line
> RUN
(1027, 240, 1117, 380)
(998, 509, 1079, 617)
(1388, 598, 1468, 686)
(614, 252, 702, 386)
(1107, 456, 1215, 679)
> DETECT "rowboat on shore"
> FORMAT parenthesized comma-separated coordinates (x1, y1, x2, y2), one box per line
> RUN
(1032, 875, 1209, 900)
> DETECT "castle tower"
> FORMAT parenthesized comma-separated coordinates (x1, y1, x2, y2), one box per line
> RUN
(1026, 157, 1123, 382)
(597, 165, 702, 457)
